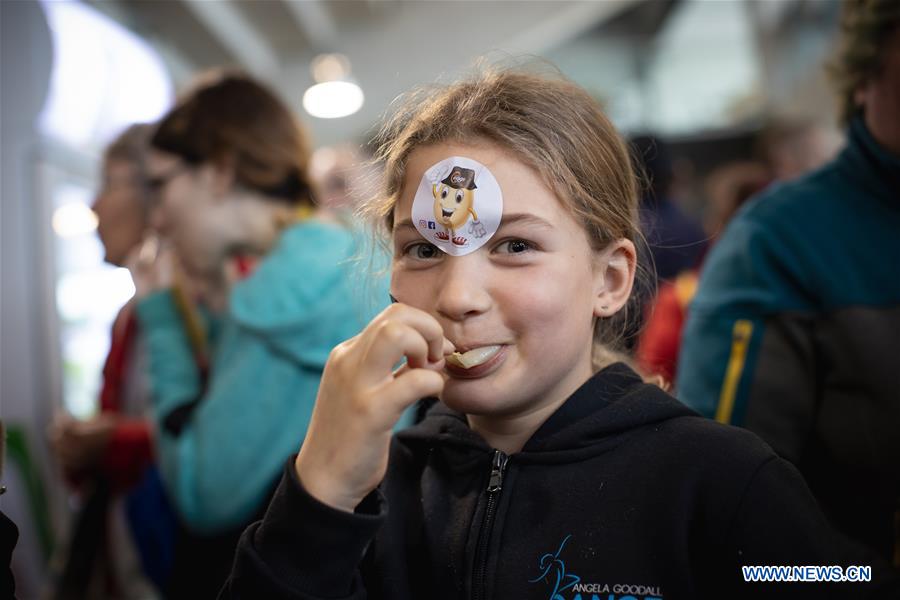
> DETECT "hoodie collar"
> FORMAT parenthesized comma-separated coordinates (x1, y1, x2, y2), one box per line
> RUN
(839, 115, 900, 203)
(398, 363, 696, 456)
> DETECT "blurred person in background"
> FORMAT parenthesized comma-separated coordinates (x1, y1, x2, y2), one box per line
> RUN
(135, 70, 387, 597)
(702, 162, 772, 240)
(308, 143, 374, 218)
(637, 117, 843, 389)
(624, 134, 708, 355)
(637, 161, 768, 385)
(757, 117, 843, 183)
(631, 134, 708, 287)
(49, 123, 174, 599)
(678, 0, 900, 564)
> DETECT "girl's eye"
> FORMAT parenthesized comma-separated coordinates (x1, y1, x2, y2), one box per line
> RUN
(498, 239, 533, 254)
(405, 242, 441, 260)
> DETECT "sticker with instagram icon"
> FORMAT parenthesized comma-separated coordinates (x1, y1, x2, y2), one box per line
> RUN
(411, 156, 503, 256)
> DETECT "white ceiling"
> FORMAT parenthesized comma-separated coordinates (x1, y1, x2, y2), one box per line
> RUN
(88, 0, 642, 146)
(86, 0, 840, 146)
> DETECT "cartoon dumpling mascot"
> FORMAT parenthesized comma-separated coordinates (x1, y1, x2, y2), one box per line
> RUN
(433, 166, 478, 246)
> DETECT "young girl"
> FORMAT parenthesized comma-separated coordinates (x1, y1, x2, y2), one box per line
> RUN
(222, 69, 896, 599)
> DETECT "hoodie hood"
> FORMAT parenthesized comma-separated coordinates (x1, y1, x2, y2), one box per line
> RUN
(398, 363, 697, 458)
(229, 220, 390, 369)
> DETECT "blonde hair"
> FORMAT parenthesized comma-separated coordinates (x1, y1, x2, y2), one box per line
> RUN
(361, 65, 648, 371)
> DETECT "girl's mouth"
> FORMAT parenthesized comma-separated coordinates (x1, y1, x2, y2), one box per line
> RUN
(444, 345, 507, 379)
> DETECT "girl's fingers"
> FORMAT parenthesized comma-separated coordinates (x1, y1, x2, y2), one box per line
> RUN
(391, 362, 409, 379)
(363, 322, 430, 379)
(296, 307, 451, 512)
(379, 368, 445, 413)
(381, 304, 450, 363)
(360, 305, 452, 377)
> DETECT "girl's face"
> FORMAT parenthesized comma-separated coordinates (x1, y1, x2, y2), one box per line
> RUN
(146, 149, 233, 277)
(392, 141, 632, 419)
(93, 157, 147, 267)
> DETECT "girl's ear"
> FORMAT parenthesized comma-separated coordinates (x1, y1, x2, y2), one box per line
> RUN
(593, 239, 636, 318)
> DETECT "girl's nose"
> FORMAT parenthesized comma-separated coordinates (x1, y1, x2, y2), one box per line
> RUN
(434, 254, 492, 322)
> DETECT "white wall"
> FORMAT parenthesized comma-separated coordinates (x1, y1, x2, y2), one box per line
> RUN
(1, 0, 59, 594)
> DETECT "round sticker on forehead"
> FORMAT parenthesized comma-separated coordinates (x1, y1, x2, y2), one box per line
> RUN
(411, 156, 503, 256)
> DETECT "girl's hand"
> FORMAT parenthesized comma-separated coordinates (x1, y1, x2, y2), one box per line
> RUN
(295, 303, 454, 512)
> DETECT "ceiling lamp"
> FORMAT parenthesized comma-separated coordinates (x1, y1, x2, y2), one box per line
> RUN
(302, 53, 364, 119)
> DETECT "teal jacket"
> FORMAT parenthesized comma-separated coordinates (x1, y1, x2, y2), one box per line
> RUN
(137, 220, 390, 533)
(676, 117, 900, 560)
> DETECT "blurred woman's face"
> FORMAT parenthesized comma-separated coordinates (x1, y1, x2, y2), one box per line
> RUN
(146, 149, 233, 277)
(92, 157, 147, 267)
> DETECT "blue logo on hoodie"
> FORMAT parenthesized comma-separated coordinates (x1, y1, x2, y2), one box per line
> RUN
(529, 534, 581, 600)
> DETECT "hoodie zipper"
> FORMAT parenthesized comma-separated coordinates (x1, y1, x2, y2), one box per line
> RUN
(472, 449, 509, 600)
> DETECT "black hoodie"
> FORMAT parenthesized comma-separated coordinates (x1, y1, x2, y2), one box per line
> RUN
(221, 364, 898, 599)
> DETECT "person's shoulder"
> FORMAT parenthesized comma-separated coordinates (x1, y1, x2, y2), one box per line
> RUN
(738, 160, 846, 227)
(653, 414, 777, 473)
(693, 165, 849, 313)
(641, 414, 797, 520)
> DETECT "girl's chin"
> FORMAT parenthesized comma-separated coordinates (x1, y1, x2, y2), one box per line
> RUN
(441, 400, 496, 418)
(439, 378, 510, 416)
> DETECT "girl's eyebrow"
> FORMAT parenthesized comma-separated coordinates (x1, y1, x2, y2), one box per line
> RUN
(498, 213, 554, 230)
(392, 218, 417, 234)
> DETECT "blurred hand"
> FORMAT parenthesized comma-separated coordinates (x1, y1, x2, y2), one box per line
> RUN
(48, 413, 118, 474)
(295, 303, 454, 512)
